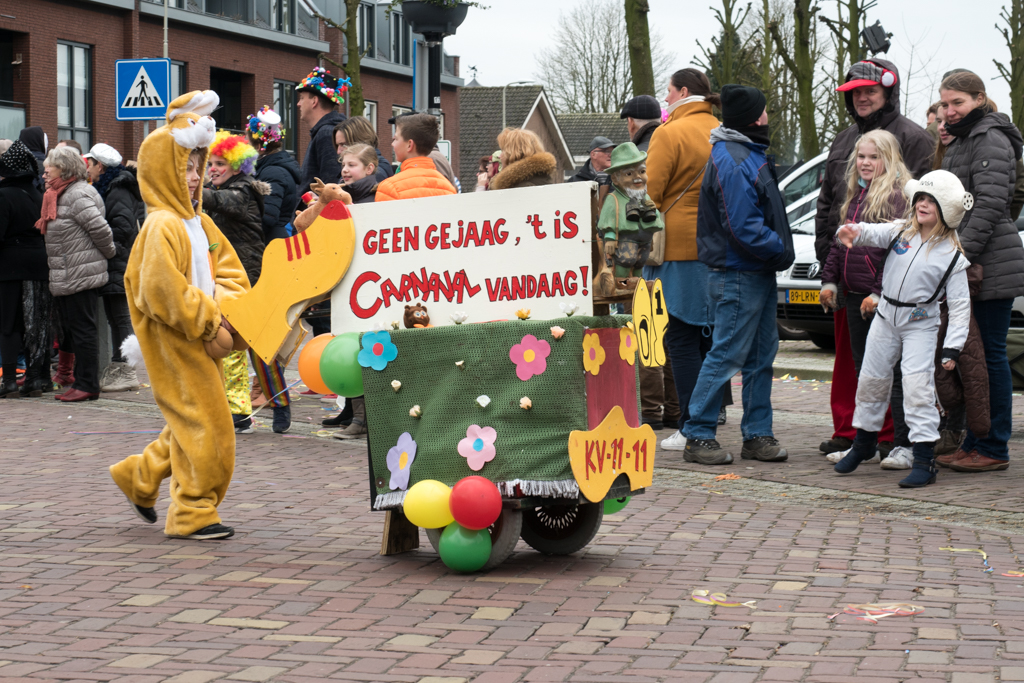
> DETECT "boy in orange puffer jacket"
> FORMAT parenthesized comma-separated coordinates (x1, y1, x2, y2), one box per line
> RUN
(376, 113, 456, 201)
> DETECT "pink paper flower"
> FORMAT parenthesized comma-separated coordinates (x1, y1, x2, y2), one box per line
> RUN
(458, 425, 497, 471)
(509, 334, 551, 381)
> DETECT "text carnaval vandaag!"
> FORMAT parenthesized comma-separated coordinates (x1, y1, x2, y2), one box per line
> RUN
(350, 211, 589, 319)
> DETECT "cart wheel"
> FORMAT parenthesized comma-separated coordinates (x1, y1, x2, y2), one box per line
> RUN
(425, 508, 523, 571)
(520, 501, 603, 556)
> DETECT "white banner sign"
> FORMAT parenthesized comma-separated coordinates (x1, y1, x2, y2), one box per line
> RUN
(331, 183, 594, 333)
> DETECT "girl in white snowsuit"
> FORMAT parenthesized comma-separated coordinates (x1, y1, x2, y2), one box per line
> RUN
(832, 170, 973, 488)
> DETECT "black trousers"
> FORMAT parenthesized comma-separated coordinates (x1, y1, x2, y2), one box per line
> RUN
(103, 294, 132, 363)
(0, 281, 23, 381)
(55, 288, 101, 393)
(0, 280, 52, 383)
(663, 314, 733, 425)
(845, 291, 910, 447)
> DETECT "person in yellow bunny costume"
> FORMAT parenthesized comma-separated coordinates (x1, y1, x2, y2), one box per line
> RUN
(109, 91, 250, 540)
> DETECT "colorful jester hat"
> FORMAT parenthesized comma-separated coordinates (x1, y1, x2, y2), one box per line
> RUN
(246, 106, 284, 151)
(296, 66, 351, 105)
(209, 130, 258, 176)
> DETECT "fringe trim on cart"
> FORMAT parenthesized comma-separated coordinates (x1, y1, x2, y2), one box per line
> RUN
(371, 479, 581, 510)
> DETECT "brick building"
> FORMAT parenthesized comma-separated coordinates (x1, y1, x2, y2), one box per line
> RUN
(0, 0, 462, 174)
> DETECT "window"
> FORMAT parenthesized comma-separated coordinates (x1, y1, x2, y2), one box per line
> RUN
(210, 68, 243, 132)
(273, 80, 298, 154)
(781, 160, 826, 206)
(154, 61, 186, 129)
(391, 12, 411, 66)
(363, 100, 377, 130)
(57, 41, 91, 149)
(271, 0, 294, 33)
(206, 0, 251, 22)
(0, 30, 14, 102)
(391, 104, 412, 139)
(357, 2, 376, 57)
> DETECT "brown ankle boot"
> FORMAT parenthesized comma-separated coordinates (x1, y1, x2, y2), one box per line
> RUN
(53, 351, 75, 387)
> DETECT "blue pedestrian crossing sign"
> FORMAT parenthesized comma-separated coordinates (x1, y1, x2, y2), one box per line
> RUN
(115, 59, 170, 121)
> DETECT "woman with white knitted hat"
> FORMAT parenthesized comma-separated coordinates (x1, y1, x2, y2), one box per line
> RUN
(831, 170, 974, 488)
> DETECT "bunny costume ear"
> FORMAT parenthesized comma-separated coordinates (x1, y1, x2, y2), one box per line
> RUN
(167, 90, 220, 122)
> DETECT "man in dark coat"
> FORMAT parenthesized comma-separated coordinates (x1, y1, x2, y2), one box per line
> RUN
(568, 137, 615, 182)
(620, 95, 662, 152)
(295, 67, 347, 206)
(814, 58, 935, 456)
(84, 143, 146, 392)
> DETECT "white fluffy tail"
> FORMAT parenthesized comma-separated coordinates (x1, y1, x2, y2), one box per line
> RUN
(121, 335, 145, 370)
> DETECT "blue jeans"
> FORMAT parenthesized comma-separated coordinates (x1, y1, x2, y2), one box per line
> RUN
(962, 298, 1014, 460)
(682, 269, 778, 441)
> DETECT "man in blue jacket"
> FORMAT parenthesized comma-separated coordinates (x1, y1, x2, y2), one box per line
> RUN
(681, 84, 795, 465)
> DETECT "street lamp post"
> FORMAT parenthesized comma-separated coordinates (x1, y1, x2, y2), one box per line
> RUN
(502, 81, 535, 129)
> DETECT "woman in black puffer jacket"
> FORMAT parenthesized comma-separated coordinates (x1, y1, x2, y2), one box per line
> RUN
(939, 69, 1024, 473)
(86, 144, 146, 392)
(248, 107, 301, 243)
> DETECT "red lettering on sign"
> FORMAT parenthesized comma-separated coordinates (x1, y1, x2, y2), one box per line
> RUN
(381, 278, 405, 307)
(564, 270, 578, 295)
(378, 228, 390, 254)
(494, 218, 508, 244)
(452, 223, 464, 248)
(425, 225, 439, 249)
(529, 213, 546, 239)
(464, 221, 480, 247)
(562, 211, 578, 239)
(405, 226, 419, 251)
(410, 268, 430, 300)
(350, 271, 382, 319)
(551, 271, 564, 296)
(440, 223, 451, 250)
(485, 278, 500, 302)
(526, 275, 537, 297)
(480, 220, 495, 245)
(537, 273, 551, 298)
(393, 228, 403, 253)
(585, 440, 597, 479)
(511, 276, 526, 300)
(498, 277, 512, 301)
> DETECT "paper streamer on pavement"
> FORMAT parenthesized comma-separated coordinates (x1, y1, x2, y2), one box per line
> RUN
(829, 603, 925, 623)
(940, 546, 993, 573)
(691, 590, 757, 608)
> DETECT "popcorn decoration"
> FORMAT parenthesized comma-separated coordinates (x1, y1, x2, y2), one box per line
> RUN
(560, 301, 579, 317)
(450, 311, 468, 324)
(409, 405, 422, 418)
(391, 380, 402, 392)
(246, 105, 284, 151)
(455, 360, 465, 369)
(520, 397, 532, 410)
(476, 395, 491, 408)
(550, 326, 565, 339)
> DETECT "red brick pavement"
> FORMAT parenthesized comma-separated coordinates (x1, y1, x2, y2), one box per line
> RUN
(3, 393, 1024, 681)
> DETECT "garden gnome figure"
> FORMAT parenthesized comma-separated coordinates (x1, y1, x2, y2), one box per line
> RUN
(598, 142, 664, 278)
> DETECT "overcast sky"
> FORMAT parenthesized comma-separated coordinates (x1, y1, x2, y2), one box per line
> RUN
(445, 0, 1010, 131)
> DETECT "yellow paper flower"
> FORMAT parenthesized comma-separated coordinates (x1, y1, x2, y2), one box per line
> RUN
(619, 326, 637, 365)
(582, 333, 606, 376)
(516, 308, 531, 320)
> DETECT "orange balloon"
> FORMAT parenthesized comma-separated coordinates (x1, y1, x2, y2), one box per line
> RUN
(298, 333, 334, 395)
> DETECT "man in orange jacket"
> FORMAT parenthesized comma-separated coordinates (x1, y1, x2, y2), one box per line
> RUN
(376, 113, 456, 201)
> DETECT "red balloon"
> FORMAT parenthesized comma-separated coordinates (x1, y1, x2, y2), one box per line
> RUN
(449, 476, 502, 531)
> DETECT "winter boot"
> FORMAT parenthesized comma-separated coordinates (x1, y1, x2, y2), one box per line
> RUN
(819, 436, 852, 454)
(101, 362, 139, 392)
(898, 442, 938, 488)
(322, 400, 353, 427)
(334, 397, 367, 440)
(834, 429, 878, 474)
(53, 351, 75, 388)
(0, 379, 20, 398)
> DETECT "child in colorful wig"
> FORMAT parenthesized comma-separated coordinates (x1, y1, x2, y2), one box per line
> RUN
(202, 131, 272, 433)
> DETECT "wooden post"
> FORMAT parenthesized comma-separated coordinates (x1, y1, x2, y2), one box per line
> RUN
(380, 508, 420, 555)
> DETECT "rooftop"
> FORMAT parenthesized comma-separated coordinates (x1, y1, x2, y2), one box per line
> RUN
(557, 112, 631, 160)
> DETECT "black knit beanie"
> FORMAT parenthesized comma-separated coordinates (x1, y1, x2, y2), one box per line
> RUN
(721, 85, 767, 129)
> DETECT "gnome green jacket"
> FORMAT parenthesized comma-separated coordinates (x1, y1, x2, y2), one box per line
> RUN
(597, 185, 664, 240)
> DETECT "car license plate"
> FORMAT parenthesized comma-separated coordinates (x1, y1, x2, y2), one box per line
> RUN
(787, 289, 819, 304)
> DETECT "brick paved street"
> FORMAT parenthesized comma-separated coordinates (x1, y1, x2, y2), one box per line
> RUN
(3, 359, 1024, 681)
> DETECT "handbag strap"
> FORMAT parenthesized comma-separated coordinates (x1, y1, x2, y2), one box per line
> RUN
(664, 164, 705, 214)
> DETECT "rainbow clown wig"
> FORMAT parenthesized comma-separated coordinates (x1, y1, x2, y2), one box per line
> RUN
(209, 130, 258, 176)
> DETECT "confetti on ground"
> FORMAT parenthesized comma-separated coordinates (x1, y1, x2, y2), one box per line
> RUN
(1002, 570, 1024, 577)
(691, 590, 756, 608)
(713, 473, 743, 481)
(829, 603, 924, 623)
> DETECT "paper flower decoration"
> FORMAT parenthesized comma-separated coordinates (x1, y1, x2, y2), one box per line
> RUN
(456, 360, 465, 369)
(476, 395, 491, 408)
(582, 332, 606, 376)
(619, 326, 637, 365)
(458, 425, 497, 471)
(410, 405, 422, 418)
(520, 396, 532, 410)
(391, 380, 402, 392)
(386, 432, 417, 490)
(509, 334, 551, 381)
(391, 321, 400, 330)
(550, 326, 565, 339)
(560, 301, 578, 317)
(516, 308, 531, 320)
(358, 331, 398, 371)
(450, 311, 468, 324)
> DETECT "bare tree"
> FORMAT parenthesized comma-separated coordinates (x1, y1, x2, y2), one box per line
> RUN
(994, 1, 1024, 132)
(749, 0, 802, 162)
(770, 0, 822, 159)
(693, 0, 755, 88)
(535, 0, 672, 113)
(624, 0, 656, 97)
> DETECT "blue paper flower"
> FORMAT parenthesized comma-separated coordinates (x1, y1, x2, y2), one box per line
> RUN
(358, 331, 398, 371)
(386, 432, 417, 490)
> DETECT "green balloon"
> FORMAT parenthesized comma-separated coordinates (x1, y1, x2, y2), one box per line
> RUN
(438, 522, 491, 572)
(604, 496, 630, 514)
(320, 332, 364, 397)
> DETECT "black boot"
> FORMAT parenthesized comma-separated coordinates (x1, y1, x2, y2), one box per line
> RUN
(899, 442, 938, 488)
(0, 379, 19, 398)
(834, 429, 878, 474)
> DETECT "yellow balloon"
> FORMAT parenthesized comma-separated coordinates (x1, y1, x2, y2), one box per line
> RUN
(403, 480, 454, 529)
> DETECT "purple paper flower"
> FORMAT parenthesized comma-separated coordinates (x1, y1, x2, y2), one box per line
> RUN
(509, 334, 551, 381)
(458, 425, 497, 472)
(386, 432, 417, 490)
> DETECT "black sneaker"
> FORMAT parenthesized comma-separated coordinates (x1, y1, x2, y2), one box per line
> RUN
(642, 417, 664, 431)
(819, 436, 852, 454)
(718, 407, 727, 425)
(168, 523, 235, 540)
(234, 414, 253, 434)
(120, 490, 157, 524)
(322, 401, 353, 427)
(272, 405, 291, 434)
(683, 438, 734, 465)
(741, 436, 789, 462)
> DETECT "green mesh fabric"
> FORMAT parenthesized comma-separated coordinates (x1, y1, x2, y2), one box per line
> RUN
(364, 316, 631, 508)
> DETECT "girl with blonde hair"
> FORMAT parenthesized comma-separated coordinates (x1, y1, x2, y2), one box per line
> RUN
(489, 128, 556, 190)
(820, 129, 913, 468)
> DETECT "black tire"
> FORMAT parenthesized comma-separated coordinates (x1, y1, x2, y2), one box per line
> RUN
(425, 508, 523, 571)
(520, 502, 603, 556)
(808, 332, 835, 350)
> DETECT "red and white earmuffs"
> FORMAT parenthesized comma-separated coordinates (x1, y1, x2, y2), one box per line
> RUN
(878, 69, 897, 88)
